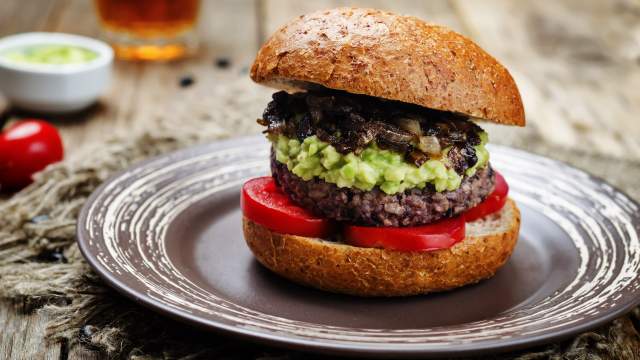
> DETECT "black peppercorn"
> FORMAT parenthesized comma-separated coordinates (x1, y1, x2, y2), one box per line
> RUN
(179, 75, 195, 87)
(215, 57, 230, 69)
(37, 248, 68, 263)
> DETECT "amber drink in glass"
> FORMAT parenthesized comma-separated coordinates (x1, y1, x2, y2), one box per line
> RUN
(94, 0, 200, 61)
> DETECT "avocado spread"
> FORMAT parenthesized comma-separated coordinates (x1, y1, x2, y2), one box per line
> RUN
(2, 44, 98, 65)
(272, 132, 489, 195)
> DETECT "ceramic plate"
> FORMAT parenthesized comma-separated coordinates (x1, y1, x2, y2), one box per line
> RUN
(77, 136, 640, 358)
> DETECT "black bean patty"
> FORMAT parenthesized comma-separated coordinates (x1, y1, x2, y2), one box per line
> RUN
(271, 153, 496, 227)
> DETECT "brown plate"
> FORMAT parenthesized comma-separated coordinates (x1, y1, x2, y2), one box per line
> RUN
(77, 136, 640, 358)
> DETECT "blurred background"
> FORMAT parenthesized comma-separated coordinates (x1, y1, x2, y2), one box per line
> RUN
(0, 0, 638, 160)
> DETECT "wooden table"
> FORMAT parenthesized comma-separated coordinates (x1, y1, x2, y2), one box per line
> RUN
(1, 1, 638, 359)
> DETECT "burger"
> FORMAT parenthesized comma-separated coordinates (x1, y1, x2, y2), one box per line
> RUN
(241, 8, 524, 296)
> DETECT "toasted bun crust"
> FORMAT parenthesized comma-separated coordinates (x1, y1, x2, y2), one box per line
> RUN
(251, 7, 525, 126)
(243, 199, 520, 296)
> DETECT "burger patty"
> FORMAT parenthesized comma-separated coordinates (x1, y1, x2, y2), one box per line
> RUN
(271, 153, 496, 227)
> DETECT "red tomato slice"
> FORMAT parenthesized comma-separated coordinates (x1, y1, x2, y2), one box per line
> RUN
(464, 171, 509, 222)
(344, 216, 466, 252)
(241, 176, 334, 238)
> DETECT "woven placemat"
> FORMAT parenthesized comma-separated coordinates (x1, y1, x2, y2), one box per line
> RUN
(0, 78, 639, 359)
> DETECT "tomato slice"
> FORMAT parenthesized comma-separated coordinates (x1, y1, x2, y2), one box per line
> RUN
(241, 176, 334, 238)
(344, 216, 466, 251)
(464, 171, 509, 222)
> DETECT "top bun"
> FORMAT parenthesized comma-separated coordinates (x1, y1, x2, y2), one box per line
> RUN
(251, 7, 525, 126)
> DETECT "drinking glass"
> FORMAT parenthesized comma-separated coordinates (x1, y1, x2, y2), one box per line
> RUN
(94, 0, 200, 61)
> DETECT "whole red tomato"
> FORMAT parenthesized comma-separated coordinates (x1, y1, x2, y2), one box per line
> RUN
(0, 120, 64, 191)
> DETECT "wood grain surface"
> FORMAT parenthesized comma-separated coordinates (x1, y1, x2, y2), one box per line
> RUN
(0, 0, 638, 359)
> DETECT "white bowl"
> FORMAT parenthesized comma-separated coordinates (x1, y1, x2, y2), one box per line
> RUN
(0, 32, 113, 113)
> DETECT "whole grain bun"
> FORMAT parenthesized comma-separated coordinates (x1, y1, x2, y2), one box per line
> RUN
(251, 7, 524, 126)
(243, 199, 520, 297)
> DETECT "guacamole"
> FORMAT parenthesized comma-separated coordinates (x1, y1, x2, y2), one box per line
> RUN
(2, 44, 98, 65)
(272, 133, 489, 195)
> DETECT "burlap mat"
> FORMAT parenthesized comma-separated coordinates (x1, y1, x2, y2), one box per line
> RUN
(0, 77, 639, 359)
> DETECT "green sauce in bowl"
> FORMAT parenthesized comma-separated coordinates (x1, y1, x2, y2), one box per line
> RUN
(2, 44, 98, 65)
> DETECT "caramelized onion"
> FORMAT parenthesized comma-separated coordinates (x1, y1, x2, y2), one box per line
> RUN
(393, 117, 422, 136)
(417, 135, 441, 155)
(408, 150, 429, 167)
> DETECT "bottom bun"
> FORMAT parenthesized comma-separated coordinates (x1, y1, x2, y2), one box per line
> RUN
(243, 199, 520, 297)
